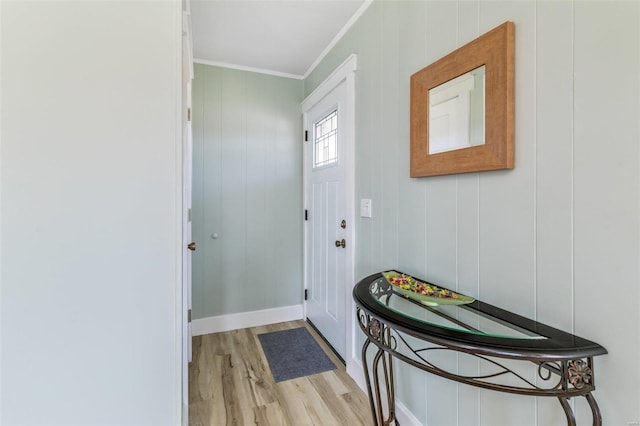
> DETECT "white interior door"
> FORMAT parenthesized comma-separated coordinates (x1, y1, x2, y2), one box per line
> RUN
(182, 74, 193, 363)
(181, 3, 193, 425)
(304, 80, 350, 359)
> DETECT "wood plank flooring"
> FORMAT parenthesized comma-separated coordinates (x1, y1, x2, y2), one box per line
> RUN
(189, 320, 373, 426)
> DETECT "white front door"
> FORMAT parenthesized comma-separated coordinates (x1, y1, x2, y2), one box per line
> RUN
(304, 79, 350, 359)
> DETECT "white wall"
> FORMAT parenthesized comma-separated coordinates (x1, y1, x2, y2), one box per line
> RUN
(305, 1, 640, 425)
(1, 2, 183, 424)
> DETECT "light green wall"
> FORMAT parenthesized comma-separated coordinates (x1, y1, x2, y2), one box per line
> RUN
(191, 64, 304, 319)
(305, 1, 639, 425)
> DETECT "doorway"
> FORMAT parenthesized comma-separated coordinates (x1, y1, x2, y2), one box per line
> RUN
(302, 55, 356, 364)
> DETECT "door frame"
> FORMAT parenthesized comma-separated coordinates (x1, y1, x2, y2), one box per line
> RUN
(301, 54, 358, 378)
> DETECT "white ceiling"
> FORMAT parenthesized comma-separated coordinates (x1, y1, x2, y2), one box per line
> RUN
(190, 0, 369, 79)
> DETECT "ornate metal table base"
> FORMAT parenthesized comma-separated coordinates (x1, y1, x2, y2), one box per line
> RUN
(358, 311, 603, 426)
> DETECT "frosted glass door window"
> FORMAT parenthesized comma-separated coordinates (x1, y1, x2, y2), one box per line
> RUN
(313, 110, 338, 168)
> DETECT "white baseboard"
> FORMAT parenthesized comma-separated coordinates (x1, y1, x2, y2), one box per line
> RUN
(182, 402, 188, 426)
(346, 358, 367, 393)
(346, 358, 422, 426)
(396, 400, 423, 426)
(192, 304, 304, 335)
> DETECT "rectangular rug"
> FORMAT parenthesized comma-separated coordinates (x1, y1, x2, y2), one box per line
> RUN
(257, 327, 336, 382)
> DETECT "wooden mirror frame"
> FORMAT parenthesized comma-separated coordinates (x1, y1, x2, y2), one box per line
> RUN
(410, 21, 514, 178)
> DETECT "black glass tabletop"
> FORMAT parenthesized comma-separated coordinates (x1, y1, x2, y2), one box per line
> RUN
(353, 271, 607, 360)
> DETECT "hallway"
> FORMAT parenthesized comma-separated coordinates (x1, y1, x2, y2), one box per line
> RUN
(189, 320, 372, 425)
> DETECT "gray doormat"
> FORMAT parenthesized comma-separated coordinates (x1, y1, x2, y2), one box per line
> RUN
(257, 327, 336, 382)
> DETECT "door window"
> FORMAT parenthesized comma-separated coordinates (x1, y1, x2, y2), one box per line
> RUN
(313, 109, 338, 168)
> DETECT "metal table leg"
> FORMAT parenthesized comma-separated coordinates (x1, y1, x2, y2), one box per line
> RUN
(362, 337, 399, 426)
(558, 393, 603, 426)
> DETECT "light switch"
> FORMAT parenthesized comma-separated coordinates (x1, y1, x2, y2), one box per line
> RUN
(360, 199, 372, 218)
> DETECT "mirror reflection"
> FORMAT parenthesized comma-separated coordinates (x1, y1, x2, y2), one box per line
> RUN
(428, 65, 485, 154)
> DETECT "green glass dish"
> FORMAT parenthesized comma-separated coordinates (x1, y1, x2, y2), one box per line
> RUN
(382, 271, 475, 307)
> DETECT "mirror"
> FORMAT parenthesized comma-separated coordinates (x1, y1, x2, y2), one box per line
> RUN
(410, 22, 514, 177)
(429, 65, 485, 154)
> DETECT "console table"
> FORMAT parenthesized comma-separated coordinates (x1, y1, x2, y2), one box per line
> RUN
(353, 271, 607, 426)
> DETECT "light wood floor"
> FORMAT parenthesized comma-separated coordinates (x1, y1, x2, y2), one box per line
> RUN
(189, 320, 373, 426)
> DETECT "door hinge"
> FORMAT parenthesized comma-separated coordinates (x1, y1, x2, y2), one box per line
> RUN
(188, 208, 192, 222)
(304, 289, 308, 300)
(188, 309, 192, 323)
(187, 108, 191, 122)
(304, 130, 308, 142)
(304, 209, 308, 221)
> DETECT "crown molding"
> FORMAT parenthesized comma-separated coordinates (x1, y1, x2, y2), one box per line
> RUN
(302, 0, 373, 80)
(193, 58, 303, 80)
(193, 0, 372, 82)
